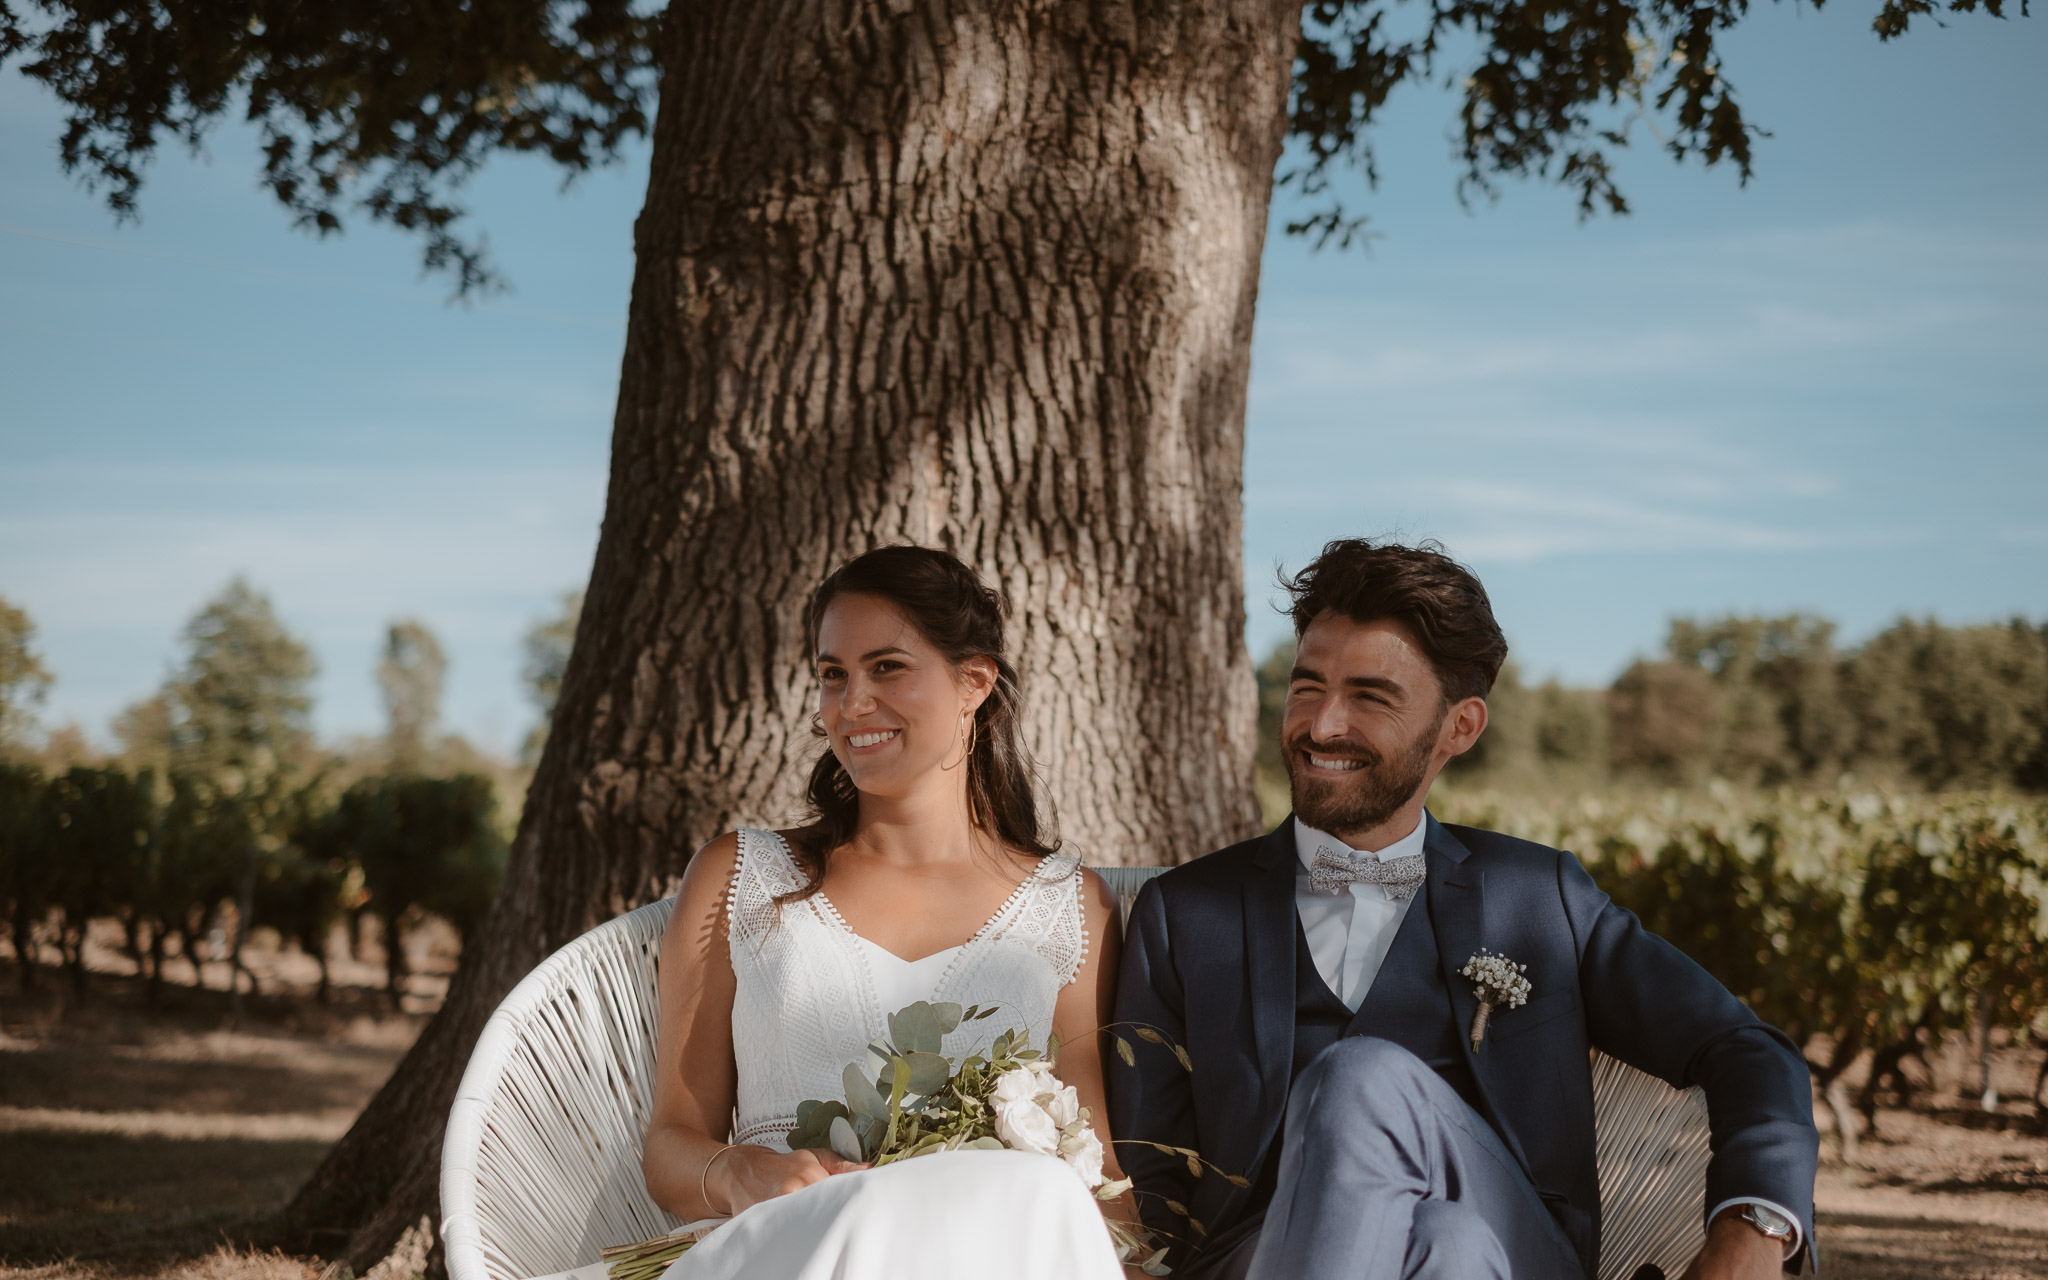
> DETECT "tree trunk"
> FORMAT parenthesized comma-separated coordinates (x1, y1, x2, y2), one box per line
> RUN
(147, 925, 166, 1002)
(288, 0, 1296, 1264)
(10, 915, 35, 989)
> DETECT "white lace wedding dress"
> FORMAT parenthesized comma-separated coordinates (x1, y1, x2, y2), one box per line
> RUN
(664, 828, 1125, 1280)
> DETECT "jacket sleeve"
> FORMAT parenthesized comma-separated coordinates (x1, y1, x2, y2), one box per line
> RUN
(1109, 877, 1200, 1242)
(1559, 850, 1821, 1270)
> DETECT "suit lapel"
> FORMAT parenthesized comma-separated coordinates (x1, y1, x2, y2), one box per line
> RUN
(1243, 818, 1299, 1122)
(1425, 814, 1538, 1184)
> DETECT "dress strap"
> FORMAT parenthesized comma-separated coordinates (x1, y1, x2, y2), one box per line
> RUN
(996, 854, 1089, 986)
(727, 827, 808, 947)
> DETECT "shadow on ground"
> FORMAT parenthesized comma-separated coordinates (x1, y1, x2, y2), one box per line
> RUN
(0, 1133, 330, 1268)
(1818, 1212, 2048, 1280)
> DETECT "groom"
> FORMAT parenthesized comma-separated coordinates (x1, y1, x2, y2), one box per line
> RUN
(1110, 539, 1818, 1280)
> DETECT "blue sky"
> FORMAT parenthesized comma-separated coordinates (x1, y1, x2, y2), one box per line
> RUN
(3, 3, 2043, 754)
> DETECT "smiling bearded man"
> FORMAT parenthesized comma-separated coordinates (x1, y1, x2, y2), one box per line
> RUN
(1109, 539, 1818, 1280)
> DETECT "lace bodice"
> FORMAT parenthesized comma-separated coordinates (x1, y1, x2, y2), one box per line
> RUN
(725, 827, 1088, 1151)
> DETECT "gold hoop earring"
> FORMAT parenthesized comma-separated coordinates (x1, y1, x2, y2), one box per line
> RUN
(942, 710, 975, 772)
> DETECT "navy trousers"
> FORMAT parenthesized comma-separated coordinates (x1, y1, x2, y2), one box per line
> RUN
(1216, 1037, 1585, 1280)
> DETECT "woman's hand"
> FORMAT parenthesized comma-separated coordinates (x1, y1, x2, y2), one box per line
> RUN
(708, 1144, 869, 1216)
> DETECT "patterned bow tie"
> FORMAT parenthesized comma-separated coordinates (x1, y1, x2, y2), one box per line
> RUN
(1309, 845, 1427, 900)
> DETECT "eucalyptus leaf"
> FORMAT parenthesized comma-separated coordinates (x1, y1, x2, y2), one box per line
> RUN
(929, 1001, 963, 1035)
(903, 1050, 950, 1095)
(828, 1115, 863, 1163)
(889, 1002, 943, 1054)
(844, 1061, 888, 1121)
(786, 1099, 851, 1151)
(866, 1042, 893, 1077)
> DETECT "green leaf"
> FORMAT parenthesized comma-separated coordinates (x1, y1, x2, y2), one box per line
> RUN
(903, 1050, 951, 1095)
(844, 1061, 888, 1121)
(1115, 1036, 1136, 1067)
(786, 1099, 852, 1151)
(1172, 1045, 1194, 1071)
(888, 1001, 948, 1054)
(882, 1057, 912, 1153)
(1134, 1027, 1166, 1044)
(828, 1114, 862, 1162)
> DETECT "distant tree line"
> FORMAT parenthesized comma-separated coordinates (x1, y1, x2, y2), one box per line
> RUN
(1258, 613, 2048, 802)
(0, 583, 509, 1006)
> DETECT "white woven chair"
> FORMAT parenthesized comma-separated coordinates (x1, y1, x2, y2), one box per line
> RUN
(442, 867, 1708, 1280)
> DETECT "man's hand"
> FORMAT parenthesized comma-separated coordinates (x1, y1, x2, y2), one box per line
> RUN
(1680, 1208, 1790, 1280)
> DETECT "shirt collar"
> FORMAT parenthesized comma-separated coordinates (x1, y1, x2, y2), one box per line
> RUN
(1294, 813, 1429, 874)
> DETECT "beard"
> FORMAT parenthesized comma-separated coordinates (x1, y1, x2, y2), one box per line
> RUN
(1284, 709, 1444, 838)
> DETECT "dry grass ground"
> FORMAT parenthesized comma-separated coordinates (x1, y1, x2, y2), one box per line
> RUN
(0, 920, 439, 1274)
(3, 920, 2044, 1280)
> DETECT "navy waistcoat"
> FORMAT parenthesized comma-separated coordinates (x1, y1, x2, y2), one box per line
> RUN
(1249, 883, 1484, 1216)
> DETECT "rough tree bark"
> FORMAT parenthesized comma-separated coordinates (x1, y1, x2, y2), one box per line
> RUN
(287, 0, 1298, 1264)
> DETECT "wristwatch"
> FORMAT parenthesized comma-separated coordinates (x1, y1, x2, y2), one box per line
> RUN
(1735, 1202, 1796, 1249)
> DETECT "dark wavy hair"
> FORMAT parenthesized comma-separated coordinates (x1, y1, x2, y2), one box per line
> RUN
(1280, 537, 1508, 703)
(782, 545, 1059, 901)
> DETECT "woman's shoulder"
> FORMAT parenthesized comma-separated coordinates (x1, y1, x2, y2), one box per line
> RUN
(673, 831, 743, 914)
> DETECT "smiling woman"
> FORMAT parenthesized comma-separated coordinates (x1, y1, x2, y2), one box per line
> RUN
(631, 544, 1136, 1280)
(787, 546, 1061, 908)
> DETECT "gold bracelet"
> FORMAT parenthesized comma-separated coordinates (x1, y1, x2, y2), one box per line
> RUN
(699, 1143, 737, 1216)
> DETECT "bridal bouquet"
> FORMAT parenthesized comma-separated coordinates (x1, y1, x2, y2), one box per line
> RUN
(605, 1001, 1167, 1279)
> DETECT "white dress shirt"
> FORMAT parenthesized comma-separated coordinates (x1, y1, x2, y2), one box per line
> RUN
(1290, 815, 1803, 1261)
(1293, 816, 1428, 1010)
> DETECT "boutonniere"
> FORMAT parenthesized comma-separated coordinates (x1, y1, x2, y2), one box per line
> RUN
(1459, 949, 1531, 1050)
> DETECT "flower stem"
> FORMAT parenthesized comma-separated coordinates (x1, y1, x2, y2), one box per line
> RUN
(1469, 1001, 1493, 1050)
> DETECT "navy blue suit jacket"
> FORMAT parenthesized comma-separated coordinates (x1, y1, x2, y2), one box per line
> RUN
(1108, 814, 1819, 1276)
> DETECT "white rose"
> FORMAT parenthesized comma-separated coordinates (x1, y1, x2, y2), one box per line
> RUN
(990, 1068, 1040, 1106)
(1044, 1083, 1080, 1129)
(994, 1097, 1061, 1155)
(1058, 1125, 1105, 1188)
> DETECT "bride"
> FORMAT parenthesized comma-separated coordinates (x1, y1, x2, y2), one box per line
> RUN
(642, 545, 1132, 1279)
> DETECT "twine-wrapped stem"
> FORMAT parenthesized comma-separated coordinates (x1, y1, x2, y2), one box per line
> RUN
(1469, 1001, 1494, 1051)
